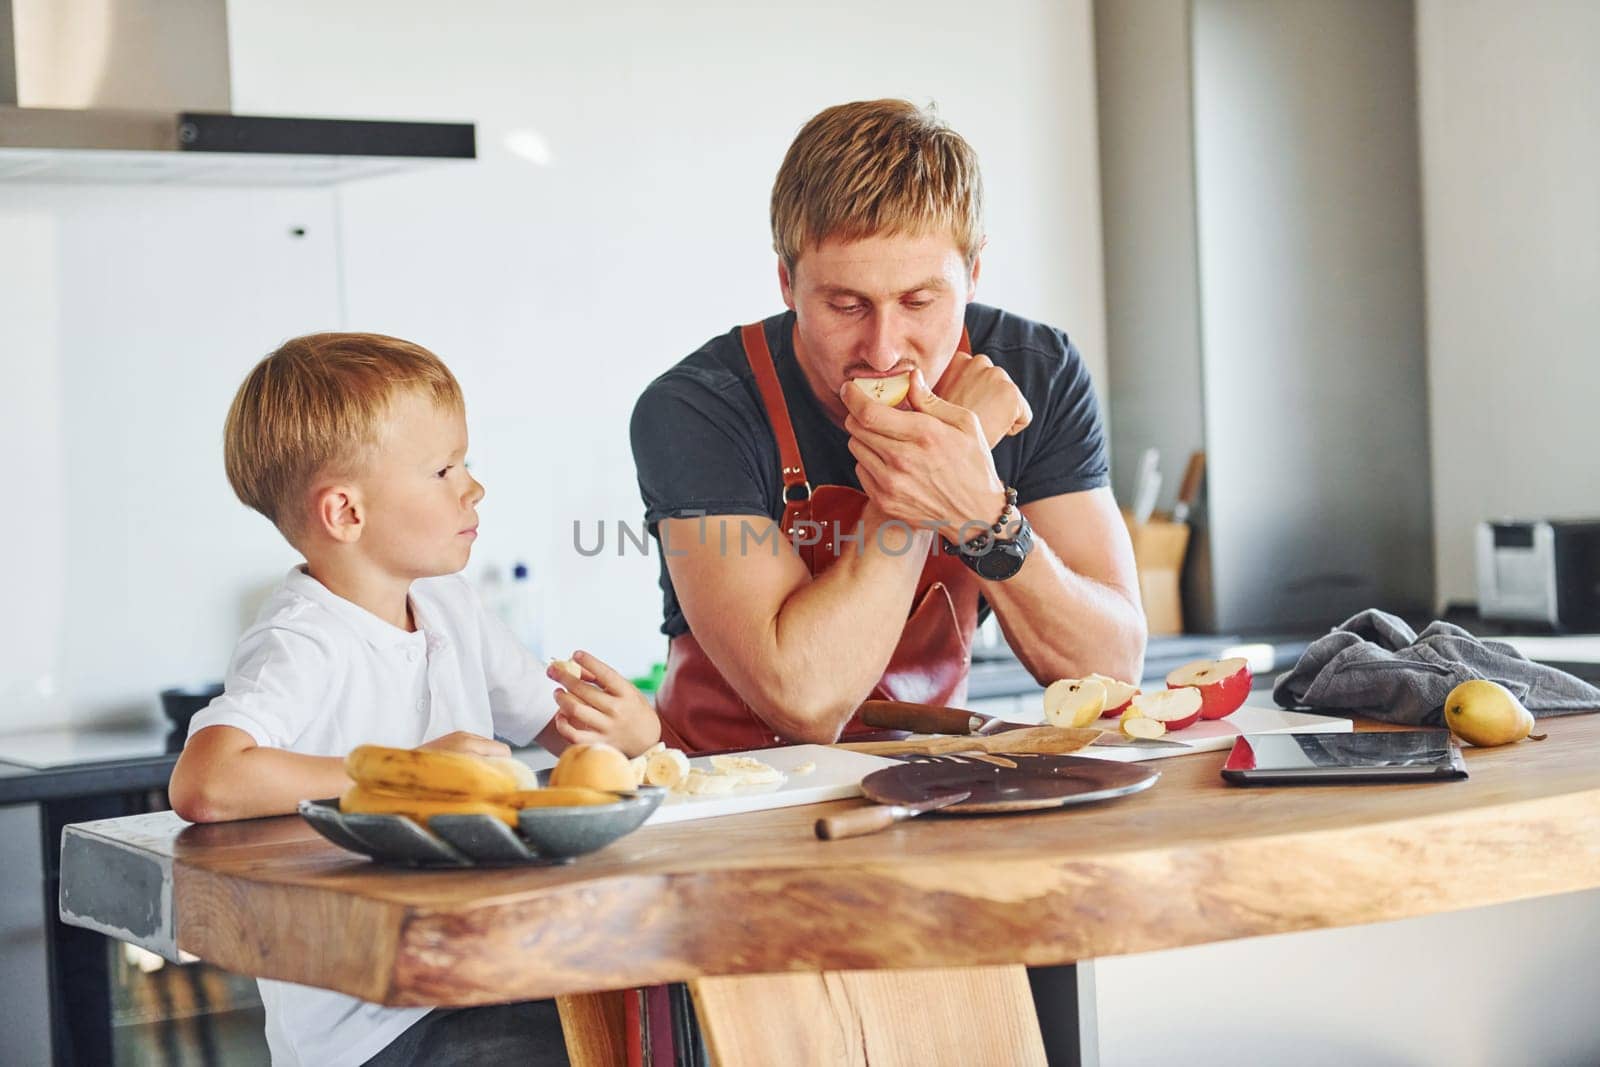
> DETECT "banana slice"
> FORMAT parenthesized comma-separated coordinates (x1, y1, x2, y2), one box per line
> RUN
(678, 770, 738, 795)
(708, 754, 785, 786)
(713, 755, 787, 790)
(645, 749, 692, 789)
(547, 656, 584, 678)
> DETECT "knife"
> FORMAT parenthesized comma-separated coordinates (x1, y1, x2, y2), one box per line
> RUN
(859, 700, 1191, 750)
(814, 790, 971, 841)
(1170, 450, 1206, 524)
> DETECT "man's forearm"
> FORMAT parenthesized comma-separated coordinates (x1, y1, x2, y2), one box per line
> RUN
(982, 534, 1148, 686)
(750, 506, 933, 741)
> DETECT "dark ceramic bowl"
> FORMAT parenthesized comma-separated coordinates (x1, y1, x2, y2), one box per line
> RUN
(298, 786, 665, 868)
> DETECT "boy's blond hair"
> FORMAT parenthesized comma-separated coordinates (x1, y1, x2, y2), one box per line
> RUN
(223, 332, 462, 540)
(770, 99, 984, 273)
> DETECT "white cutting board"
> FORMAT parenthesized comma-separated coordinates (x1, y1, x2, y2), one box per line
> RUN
(1077, 704, 1352, 763)
(642, 743, 898, 825)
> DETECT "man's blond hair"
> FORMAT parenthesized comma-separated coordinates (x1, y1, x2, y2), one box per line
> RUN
(770, 99, 984, 272)
(223, 332, 462, 540)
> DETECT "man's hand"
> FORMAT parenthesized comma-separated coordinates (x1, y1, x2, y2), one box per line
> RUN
(416, 731, 511, 758)
(548, 651, 663, 756)
(841, 370, 1008, 543)
(934, 351, 1032, 449)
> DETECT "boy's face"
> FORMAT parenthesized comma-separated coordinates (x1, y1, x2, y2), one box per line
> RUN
(779, 230, 979, 424)
(354, 392, 484, 579)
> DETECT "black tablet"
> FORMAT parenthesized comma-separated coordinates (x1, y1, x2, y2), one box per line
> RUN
(1221, 730, 1468, 785)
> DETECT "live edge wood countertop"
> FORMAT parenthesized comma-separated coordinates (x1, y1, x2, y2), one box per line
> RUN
(60, 714, 1600, 1007)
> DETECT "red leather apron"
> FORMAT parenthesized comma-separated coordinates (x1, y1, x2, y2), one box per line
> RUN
(655, 322, 982, 753)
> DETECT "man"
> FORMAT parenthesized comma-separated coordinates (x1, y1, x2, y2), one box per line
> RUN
(631, 99, 1145, 752)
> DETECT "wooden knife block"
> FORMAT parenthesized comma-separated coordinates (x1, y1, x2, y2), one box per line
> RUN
(1122, 509, 1190, 636)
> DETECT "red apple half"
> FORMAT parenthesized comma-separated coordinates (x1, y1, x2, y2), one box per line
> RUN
(1166, 657, 1251, 720)
(1044, 678, 1107, 729)
(1130, 687, 1204, 731)
(1088, 673, 1140, 717)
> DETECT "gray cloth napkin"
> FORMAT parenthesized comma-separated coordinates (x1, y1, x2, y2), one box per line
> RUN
(1273, 609, 1600, 725)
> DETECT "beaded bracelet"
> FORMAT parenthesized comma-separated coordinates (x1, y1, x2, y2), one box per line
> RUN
(945, 485, 1021, 555)
(987, 485, 1020, 538)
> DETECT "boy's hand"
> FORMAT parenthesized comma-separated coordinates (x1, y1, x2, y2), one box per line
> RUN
(547, 651, 662, 756)
(416, 731, 510, 758)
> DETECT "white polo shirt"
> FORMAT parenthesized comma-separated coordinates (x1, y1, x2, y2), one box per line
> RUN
(188, 566, 558, 1067)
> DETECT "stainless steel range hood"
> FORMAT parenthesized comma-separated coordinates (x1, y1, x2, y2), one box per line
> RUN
(0, 0, 474, 185)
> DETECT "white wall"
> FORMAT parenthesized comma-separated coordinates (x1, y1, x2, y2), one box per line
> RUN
(0, 186, 340, 730)
(0, 0, 1107, 730)
(1417, 0, 1600, 607)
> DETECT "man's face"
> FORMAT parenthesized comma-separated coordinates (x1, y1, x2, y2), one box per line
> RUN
(780, 231, 980, 423)
(354, 392, 484, 580)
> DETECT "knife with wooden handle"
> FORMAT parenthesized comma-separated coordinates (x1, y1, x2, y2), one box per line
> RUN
(860, 701, 988, 735)
(1170, 450, 1206, 524)
(815, 790, 971, 840)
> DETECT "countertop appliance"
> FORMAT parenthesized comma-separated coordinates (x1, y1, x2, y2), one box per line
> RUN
(1477, 519, 1600, 631)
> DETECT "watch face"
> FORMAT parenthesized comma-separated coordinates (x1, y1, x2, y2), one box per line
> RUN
(975, 541, 1026, 580)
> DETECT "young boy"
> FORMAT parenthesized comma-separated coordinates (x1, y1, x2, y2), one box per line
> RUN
(169, 331, 659, 1066)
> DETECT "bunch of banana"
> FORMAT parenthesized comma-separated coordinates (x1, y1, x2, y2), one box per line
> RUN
(341, 745, 525, 826)
(345, 745, 535, 797)
(339, 785, 521, 827)
(340, 745, 619, 828)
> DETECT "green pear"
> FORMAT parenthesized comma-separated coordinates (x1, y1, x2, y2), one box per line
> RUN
(1443, 680, 1535, 747)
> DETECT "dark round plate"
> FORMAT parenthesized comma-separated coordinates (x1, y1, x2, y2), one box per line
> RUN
(861, 754, 1158, 814)
(298, 787, 665, 868)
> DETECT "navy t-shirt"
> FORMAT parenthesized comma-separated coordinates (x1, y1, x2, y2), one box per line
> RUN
(629, 303, 1109, 637)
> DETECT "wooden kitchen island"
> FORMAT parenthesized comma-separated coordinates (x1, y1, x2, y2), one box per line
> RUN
(60, 713, 1600, 1065)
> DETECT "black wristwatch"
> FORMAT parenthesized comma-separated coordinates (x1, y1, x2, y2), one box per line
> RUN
(942, 487, 1034, 581)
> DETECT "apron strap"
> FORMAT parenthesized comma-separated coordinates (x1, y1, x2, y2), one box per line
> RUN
(739, 323, 812, 537)
(738, 321, 976, 537)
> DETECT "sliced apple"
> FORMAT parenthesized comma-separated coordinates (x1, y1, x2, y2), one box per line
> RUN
(849, 372, 912, 407)
(1166, 657, 1251, 720)
(1088, 673, 1140, 717)
(1121, 714, 1167, 740)
(1044, 678, 1107, 729)
(1130, 687, 1204, 731)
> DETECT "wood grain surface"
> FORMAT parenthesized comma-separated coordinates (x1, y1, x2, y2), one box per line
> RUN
(689, 966, 1046, 1066)
(555, 991, 629, 1067)
(64, 713, 1600, 1006)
